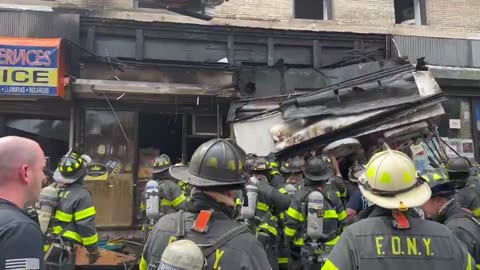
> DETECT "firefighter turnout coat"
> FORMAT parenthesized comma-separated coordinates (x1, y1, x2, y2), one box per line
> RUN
(439, 200, 480, 268)
(284, 184, 347, 248)
(322, 206, 476, 270)
(45, 183, 98, 251)
(140, 192, 272, 270)
(141, 176, 187, 215)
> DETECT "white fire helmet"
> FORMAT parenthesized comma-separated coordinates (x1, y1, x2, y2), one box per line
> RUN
(158, 240, 205, 270)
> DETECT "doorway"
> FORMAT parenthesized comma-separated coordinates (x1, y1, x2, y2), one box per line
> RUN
(138, 113, 183, 163)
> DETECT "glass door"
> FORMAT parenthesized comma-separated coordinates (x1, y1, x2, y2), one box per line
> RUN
(82, 110, 137, 227)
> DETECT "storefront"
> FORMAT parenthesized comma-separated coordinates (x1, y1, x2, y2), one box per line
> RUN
(0, 37, 71, 169)
(71, 78, 235, 229)
(428, 66, 480, 164)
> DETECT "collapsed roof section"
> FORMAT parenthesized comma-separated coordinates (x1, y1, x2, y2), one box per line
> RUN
(229, 58, 446, 158)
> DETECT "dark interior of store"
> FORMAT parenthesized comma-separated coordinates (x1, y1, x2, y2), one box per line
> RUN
(5, 118, 69, 172)
(138, 113, 183, 164)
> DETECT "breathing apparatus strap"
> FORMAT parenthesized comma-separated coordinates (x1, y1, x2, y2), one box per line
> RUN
(176, 210, 186, 240)
(174, 209, 248, 257)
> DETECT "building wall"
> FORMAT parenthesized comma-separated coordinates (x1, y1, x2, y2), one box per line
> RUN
(426, 0, 480, 32)
(6, 0, 480, 35)
(217, 0, 480, 32)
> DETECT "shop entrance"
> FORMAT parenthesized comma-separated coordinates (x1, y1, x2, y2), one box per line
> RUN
(4, 116, 69, 171)
(138, 113, 183, 164)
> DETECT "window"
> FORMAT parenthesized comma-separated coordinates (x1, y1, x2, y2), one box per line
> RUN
(438, 98, 474, 161)
(394, 0, 427, 25)
(83, 110, 137, 226)
(294, 0, 333, 20)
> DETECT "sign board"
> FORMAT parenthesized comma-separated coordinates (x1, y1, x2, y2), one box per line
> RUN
(449, 119, 461, 129)
(0, 37, 65, 97)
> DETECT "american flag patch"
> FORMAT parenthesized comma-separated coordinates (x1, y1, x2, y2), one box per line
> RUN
(5, 258, 40, 270)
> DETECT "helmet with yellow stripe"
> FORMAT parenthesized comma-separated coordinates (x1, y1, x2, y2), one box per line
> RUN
(358, 146, 431, 210)
(153, 154, 171, 174)
(53, 149, 91, 184)
(419, 169, 464, 197)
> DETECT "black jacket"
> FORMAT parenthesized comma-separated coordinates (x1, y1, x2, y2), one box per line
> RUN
(0, 198, 45, 270)
(140, 192, 271, 270)
(324, 205, 475, 270)
(438, 200, 480, 267)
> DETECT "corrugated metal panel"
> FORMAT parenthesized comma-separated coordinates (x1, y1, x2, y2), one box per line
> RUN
(393, 35, 471, 67)
(472, 40, 480, 68)
(0, 11, 79, 43)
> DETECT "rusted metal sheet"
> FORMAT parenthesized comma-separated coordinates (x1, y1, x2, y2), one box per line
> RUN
(0, 10, 79, 43)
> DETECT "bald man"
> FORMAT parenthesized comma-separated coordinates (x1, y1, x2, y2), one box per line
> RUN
(0, 136, 47, 270)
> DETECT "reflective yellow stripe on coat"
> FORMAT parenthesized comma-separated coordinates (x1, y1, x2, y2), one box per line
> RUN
(287, 207, 305, 221)
(284, 226, 296, 237)
(321, 259, 339, 270)
(54, 210, 73, 222)
(139, 256, 148, 270)
(172, 194, 186, 207)
(52, 226, 98, 246)
(256, 202, 270, 212)
(74, 207, 96, 221)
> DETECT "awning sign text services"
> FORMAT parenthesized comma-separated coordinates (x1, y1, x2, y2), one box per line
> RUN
(0, 38, 65, 97)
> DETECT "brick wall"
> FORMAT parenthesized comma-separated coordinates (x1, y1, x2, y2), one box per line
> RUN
(427, 0, 480, 32)
(215, 0, 480, 33)
(215, 0, 292, 21)
(55, 0, 133, 9)
(7, 0, 480, 33)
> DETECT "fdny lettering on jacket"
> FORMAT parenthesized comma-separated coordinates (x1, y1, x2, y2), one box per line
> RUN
(357, 234, 452, 259)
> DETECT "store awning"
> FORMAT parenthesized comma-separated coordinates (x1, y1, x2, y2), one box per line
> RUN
(72, 79, 238, 99)
(5, 119, 69, 141)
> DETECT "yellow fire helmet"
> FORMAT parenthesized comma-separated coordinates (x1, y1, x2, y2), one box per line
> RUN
(358, 146, 431, 210)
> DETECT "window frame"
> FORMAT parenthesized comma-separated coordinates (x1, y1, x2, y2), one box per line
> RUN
(293, 0, 334, 21)
(394, 0, 427, 26)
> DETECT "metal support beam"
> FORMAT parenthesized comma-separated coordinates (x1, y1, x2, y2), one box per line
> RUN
(86, 26, 96, 53)
(182, 114, 187, 163)
(267, 38, 274, 66)
(227, 35, 234, 65)
(69, 105, 75, 149)
(313, 40, 322, 68)
(136, 29, 144, 61)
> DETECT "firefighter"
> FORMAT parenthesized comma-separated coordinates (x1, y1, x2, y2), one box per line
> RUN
(420, 168, 480, 267)
(44, 150, 99, 269)
(280, 156, 305, 194)
(284, 156, 347, 270)
(140, 139, 271, 270)
(267, 153, 285, 190)
(322, 148, 475, 270)
(241, 157, 291, 270)
(141, 155, 187, 216)
(448, 157, 480, 218)
(345, 162, 368, 224)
